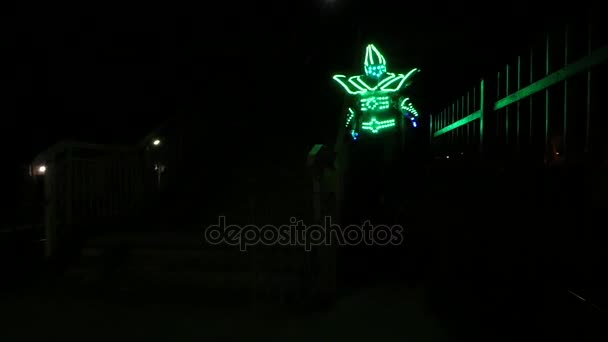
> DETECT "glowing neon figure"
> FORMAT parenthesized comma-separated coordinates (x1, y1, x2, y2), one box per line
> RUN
(333, 44, 421, 139)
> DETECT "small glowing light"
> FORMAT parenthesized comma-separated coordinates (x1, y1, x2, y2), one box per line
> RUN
(153, 139, 161, 146)
(38, 165, 46, 174)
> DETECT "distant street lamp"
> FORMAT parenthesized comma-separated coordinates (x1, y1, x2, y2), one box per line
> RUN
(152, 139, 161, 146)
(37, 165, 47, 174)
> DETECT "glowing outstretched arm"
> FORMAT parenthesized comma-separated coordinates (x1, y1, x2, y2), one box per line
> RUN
(380, 68, 420, 92)
(397, 97, 420, 128)
(333, 75, 367, 95)
(345, 107, 359, 140)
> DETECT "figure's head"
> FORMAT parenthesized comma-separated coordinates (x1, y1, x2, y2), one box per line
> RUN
(364, 44, 387, 80)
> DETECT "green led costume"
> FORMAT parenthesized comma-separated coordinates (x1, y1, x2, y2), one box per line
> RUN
(333, 44, 421, 140)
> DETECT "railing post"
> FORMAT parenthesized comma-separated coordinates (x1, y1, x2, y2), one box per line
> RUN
(467, 91, 471, 147)
(479, 79, 486, 157)
(429, 114, 433, 145)
(516, 56, 521, 152)
(506, 64, 510, 146)
(529, 47, 534, 146)
(306, 144, 337, 304)
(544, 33, 550, 161)
(585, 19, 592, 155)
(44, 163, 57, 259)
(496, 71, 501, 140)
(563, 25, 569, 159)
(473, 86, 477, 140)
(461, 95, 465, 149)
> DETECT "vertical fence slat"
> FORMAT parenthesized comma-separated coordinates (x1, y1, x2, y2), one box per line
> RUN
(497, 71, 501, 136)
(517, 56, 521, 148)
(460, 95, 465, 147)
(479, 79, 485, 153)
(530, 47, 534, 144)
(506, 64, 510, 146)
(473, 86, 477, 138)
(456, 98, 460, 140)
(585, 21, 592, 153)
(436, 111, 439, 131)
(466, 91, 471, 145)
(545, 34, 550, 154)
(437, 109, 440, 132)
(563, 25, 569, 155)
(430, 114, 433, 144)
(450, 103, 454, 145)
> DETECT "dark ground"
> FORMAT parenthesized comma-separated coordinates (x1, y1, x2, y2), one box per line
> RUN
(1, 157, 606, 340)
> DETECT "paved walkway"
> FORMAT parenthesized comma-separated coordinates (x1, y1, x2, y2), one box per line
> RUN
(2, 279, 492, 341)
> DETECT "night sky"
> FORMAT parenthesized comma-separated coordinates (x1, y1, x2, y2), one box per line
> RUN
(4, 2, 582, 169)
